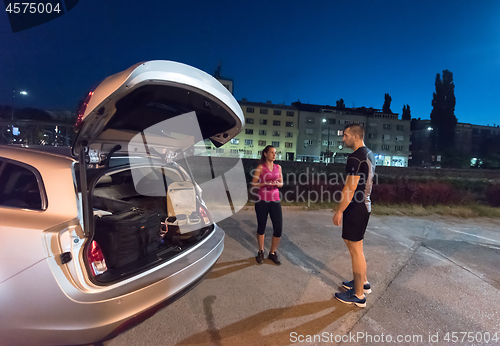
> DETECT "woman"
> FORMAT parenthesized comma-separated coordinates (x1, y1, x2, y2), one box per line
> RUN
(251, 145, 284, 265)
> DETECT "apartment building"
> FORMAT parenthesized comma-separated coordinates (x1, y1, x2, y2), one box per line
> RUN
(294, 103, 361, 163)
(294, 102, 411, 166)
(213, 73, 410, 166)
(410, 118, 500, 167)
(366, 112, 411, 167)
(236, 100, 299, 160)
(202, 99, 299, 160)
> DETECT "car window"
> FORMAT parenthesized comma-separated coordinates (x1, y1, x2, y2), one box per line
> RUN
(0, 160, 44, 210)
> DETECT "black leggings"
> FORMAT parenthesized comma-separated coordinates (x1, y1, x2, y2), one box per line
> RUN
(255, 200, 283, 238)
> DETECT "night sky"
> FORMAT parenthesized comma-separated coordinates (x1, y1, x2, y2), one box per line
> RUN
(1, 0, 499, 126)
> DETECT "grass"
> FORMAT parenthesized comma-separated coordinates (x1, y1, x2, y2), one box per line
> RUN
(244, 201, 500, 218)
(371, 203, 500, 218)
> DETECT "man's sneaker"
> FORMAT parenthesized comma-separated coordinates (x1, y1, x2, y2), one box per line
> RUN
(342, 280, 372, 294)
(335, 289, 366, 307)
(256, 250, 264, 264)
(268, 251, 281, 265)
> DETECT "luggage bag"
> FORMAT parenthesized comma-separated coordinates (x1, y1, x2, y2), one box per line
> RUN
(94, 208, 161, 268)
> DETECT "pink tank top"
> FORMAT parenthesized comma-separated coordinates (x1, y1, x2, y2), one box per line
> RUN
(258, 163, 281, 202)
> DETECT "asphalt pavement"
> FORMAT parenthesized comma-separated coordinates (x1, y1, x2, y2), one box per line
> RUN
(108, 208, 500, 346)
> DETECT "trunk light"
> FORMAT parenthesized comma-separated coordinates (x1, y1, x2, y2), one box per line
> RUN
(199, 205, 211, 225)
(87, 240, 108, 276)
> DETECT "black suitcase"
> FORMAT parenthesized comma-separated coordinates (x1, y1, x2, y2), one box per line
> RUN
(94, 208, 161, 268)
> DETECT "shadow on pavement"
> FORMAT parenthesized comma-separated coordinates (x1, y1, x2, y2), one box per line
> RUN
(203, 295, 222, 346)
(218, 217, 257, 255)
(220, 214, 345, 288)
(178, 298, 353, 346)
(279, 233, 345, 287)
(207, 258, 258, 279)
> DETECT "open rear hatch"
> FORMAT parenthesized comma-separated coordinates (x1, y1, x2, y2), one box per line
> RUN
(71, 61, 245, 284)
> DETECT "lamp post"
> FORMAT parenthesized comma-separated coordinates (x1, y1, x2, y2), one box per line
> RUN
(12, 90, 28, 120)
(322, 119, 331, 163)
(427, 126, 440, 166)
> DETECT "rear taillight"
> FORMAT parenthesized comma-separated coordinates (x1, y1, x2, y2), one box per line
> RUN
(199, 205, 211, 225)
(87, 240, 108, 276)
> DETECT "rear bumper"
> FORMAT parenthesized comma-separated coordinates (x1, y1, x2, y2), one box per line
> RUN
(0, 224, 224, 346)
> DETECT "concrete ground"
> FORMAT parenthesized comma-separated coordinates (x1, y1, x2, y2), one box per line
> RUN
(108, 208, 500, 346)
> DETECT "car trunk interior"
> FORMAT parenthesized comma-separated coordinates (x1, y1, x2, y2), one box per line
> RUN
(74, 83, 240, 284)
(102, 84, 237, 147)
(88, 164, 214, 284)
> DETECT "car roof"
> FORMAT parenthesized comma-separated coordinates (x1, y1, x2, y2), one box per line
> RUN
(0, 145, 75, 165)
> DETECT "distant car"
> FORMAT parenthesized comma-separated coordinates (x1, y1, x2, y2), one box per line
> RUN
(0, 61, 245, 345)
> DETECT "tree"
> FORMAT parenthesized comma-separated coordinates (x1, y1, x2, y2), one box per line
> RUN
(430, 70, 457, 156)
(382, 93, 392, 113)
(336, 98, 345, 109)
(15, 107, 52, 121)
(21, 124, 44, 145)
(402, 104, 411, 120)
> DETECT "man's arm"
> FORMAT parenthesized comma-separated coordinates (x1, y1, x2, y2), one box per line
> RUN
(333, 174, 360, 226)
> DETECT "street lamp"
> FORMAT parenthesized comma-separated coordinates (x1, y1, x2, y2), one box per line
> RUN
(12, 90, 28, 120)
(322, 119, 331, 163)
(427, 126, 440, 166)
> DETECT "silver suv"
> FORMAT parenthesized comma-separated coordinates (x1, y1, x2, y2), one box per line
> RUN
(0, 61, 246, 345)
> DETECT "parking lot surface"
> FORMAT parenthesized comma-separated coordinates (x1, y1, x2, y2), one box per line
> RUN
(109, 208, 500, 346)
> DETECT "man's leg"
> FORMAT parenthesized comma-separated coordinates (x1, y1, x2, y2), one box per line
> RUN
(344, 239, 367, 298)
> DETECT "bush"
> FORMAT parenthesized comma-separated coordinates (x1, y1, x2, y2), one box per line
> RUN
(485, 184, 500, 207)
(372, 181, 472, 206)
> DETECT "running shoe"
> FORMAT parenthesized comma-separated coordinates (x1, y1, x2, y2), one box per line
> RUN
(335, 289, 366, 307)
(268, 251, 282, 265)
(256, 250, 264, 264)
(342, 280, 372, 294)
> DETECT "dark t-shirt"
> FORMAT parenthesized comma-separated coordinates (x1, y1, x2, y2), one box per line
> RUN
(345, 146, 376, 212)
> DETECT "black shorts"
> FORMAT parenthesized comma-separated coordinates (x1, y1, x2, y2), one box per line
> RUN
(342, 203, 370, 242)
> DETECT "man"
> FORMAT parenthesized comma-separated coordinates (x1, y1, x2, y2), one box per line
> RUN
(333, 123, 375, 308)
